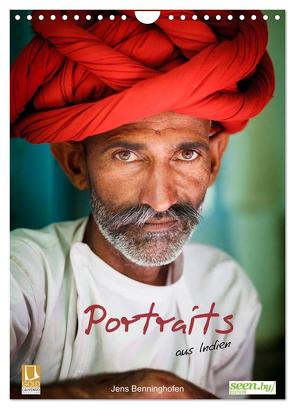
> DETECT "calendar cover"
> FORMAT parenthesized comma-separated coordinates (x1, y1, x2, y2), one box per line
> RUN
(10, 9, 285, 399)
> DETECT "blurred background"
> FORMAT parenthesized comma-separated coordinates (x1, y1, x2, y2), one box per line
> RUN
(10, 10, 285, 398)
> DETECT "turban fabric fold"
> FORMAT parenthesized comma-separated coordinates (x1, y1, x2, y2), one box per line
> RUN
(10, 10, 275, 143)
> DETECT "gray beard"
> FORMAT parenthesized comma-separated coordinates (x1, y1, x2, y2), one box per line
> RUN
(90, 189, 203, 267)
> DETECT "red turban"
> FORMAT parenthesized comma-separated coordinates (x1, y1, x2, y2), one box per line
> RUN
(10, 10, 275, 143)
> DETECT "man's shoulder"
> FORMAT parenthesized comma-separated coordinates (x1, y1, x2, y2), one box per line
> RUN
(11, 217, 88, 249)
(10, 217, 88, 271)
(182, 242, 259, 305)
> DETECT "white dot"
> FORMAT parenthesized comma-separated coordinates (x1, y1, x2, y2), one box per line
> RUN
(251, 15, 257, 20)
(74, 15, 79, 21)
(86, 15, 91, 20)
(27, 15, 32, 20)
(263, 15, 268, 20)
(204, 15, 210, 21)
(98, 15, 103, 20)
(15, 14, 20, 20)
(216, 15, 221, 20)
(168, 15, 174, 20)
(38, 15, 44, 20)
(180, 15, 186, 20)
(110, 14, 115, 20)
(192, 15, 198, 20)
(62, 14, 68, 20)
(50, 15, 56, 21)
(239, 14, 245, 20)
(228, 14, 233, 20)
(135, 11, 160, 24)
(275, 15, 281, 20)
(121, 15, 127, 20)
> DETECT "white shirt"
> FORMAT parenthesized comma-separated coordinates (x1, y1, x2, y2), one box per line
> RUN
(10, 217, 261, 398)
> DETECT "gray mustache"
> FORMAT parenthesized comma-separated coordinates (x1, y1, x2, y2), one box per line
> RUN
(107, 203, 202, 230)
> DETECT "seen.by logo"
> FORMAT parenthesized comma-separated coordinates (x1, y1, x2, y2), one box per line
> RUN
(229, 381, 276, 395)
(21, 365, 41, 395)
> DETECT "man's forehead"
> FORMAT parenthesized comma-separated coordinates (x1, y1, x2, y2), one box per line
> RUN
(133, 112, 211, 133)
(87, 112, 211, 147)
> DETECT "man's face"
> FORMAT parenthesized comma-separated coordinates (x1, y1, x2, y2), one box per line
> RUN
(84, 112, 212, 267)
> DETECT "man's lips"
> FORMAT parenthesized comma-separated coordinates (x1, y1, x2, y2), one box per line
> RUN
(145, 217, 177, 225)
(143, 218, 178, 231)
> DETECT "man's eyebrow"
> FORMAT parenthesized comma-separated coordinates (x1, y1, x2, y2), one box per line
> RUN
(100, 140, 209, 154)
(101, 141, 146, 153)
(175, 141, 209, 151)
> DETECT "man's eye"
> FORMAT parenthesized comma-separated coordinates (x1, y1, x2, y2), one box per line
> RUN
(176, 150, 199, 161)
(114, 150, 138, 162)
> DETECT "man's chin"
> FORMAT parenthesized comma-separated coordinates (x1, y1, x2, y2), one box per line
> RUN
(119, 250, 182, 268)
(113, 237, 187, 267)
(98, 223, 196, 267)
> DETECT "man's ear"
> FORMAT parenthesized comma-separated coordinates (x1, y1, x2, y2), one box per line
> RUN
(50, 142, 89, 190)
(208, 131, 229, 186)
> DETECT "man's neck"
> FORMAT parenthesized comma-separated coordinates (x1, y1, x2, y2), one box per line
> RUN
(82, 214, 169, 286)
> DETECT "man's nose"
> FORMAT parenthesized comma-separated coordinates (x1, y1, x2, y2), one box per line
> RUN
(139, 163, 178, 212)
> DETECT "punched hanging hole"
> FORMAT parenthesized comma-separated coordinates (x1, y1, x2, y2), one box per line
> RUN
(135, 11, 160, 24)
